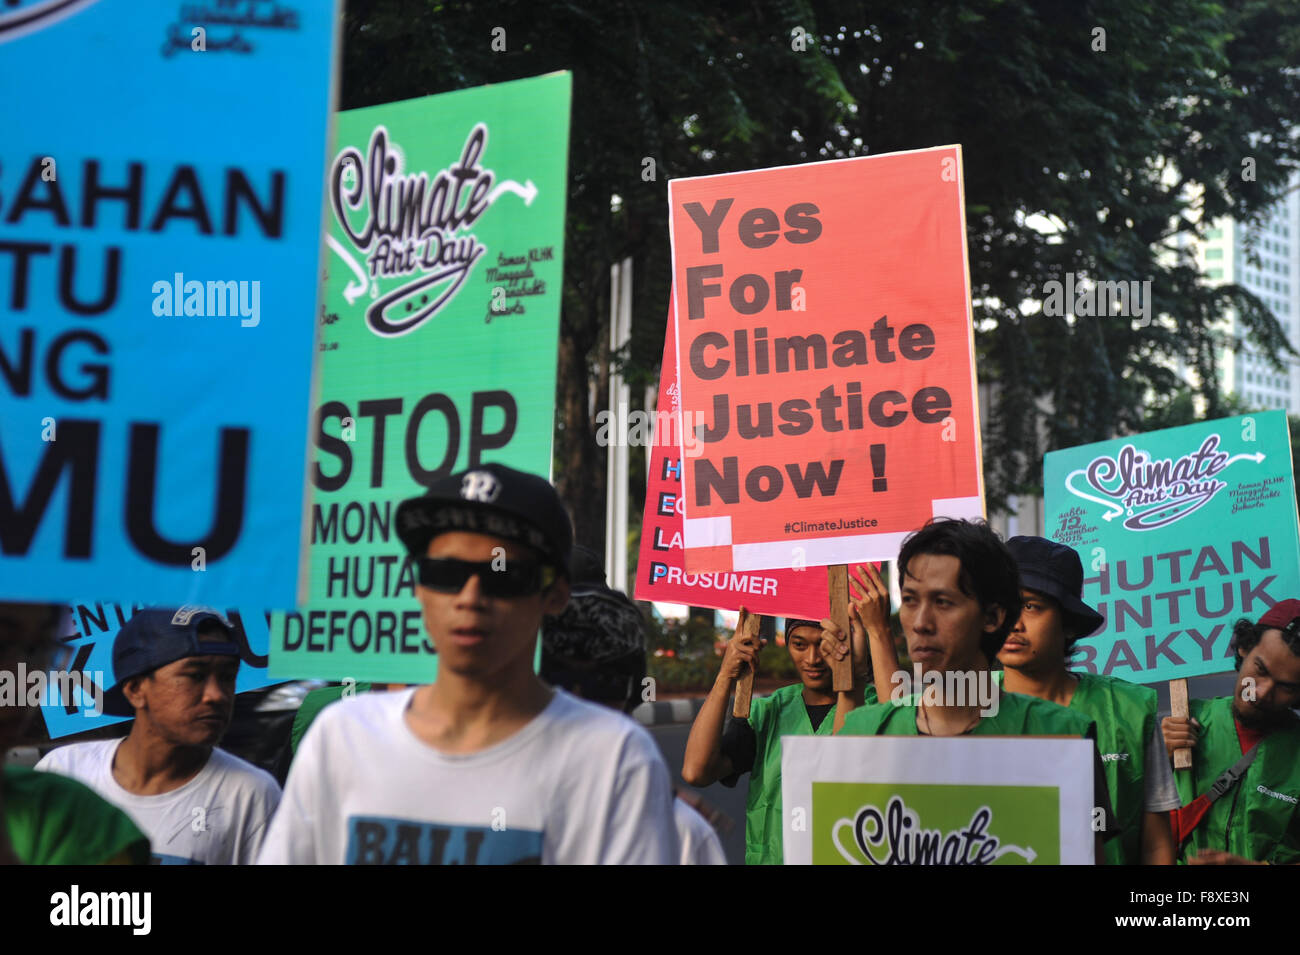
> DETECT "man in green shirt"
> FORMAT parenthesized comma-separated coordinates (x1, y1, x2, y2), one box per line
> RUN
(823, 519, 1110, 862)
(1161, 600, 1300, 865)
(289, 681, 378, 755)
(0, 601, 149, 865)
(682, 611, 874, 864)
(996, 536, 1178, 865)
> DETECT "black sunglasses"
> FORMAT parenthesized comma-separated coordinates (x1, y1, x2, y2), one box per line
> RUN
(414, 557, 557, 598)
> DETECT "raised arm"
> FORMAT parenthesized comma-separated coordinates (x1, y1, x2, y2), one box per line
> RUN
(851, 563, 902, 705)
(681, 608, 761, 787)
(822, 563, 894, 732)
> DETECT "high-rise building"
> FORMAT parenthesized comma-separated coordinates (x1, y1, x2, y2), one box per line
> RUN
(1195, 186, 1300, 410)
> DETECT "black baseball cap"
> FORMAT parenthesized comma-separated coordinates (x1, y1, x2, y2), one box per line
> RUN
(1006, 536, 1104, 638)
(395, 463, 574, 575)
(102, 607, 241, 717)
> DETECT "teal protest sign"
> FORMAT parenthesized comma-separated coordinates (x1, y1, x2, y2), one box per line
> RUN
(1044, 412, 1300, 683)
(269, 73, 571, 683)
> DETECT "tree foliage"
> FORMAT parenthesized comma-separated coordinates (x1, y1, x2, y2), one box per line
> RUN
(339, 0, 1300, 560)
(807, 0, 1300, 505)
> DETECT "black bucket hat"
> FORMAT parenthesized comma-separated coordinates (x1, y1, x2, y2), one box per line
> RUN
(1006, 536, 1104, 638)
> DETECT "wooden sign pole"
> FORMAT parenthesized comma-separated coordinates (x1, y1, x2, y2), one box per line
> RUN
(732, 564, 853, 716)
(827, 565, 854, 692)
(732, 609, 760, 718)
(1169, 678, 1192, 770)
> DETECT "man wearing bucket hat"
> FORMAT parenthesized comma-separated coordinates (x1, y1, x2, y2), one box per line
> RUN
(996, 536, 1179, 865)
(1160, 599, 1300, 865)
(36, 607, 281, 864)
(258, 463, 677, 864)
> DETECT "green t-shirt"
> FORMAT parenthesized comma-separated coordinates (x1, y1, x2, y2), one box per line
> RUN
(290, 682, 374, 754)
(992, 669, 1157, 865)
(838, 690, 1116, 856)
(838, 688, 1095, 737)
(742, 683, 838, 865)
(3, 765, 150, 865)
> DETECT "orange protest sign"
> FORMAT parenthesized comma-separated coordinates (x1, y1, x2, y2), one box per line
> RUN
(633, 305, 831, 619)
(668, 146, 984, 573)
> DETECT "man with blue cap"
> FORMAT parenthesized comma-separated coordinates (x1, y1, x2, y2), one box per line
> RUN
(36, 606, 281, 864)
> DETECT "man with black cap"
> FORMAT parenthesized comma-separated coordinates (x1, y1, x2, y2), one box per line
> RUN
(36, 607, 281, 864)
(258, 464, 677, 864)
(682, 610, 878, 865)
(996, 536, 1179, 865)
(1160, 599, 1300, 864)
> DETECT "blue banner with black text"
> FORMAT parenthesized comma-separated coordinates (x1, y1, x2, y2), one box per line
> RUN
(0, 0, 339, 607)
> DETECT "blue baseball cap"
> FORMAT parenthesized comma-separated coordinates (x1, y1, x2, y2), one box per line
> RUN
(102, 607, 242, 717)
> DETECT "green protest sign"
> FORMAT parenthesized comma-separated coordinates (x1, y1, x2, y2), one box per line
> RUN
(270, 73, 571, 682)
(783, 737, 1095, 864)
(1044, 411, 1300, 684)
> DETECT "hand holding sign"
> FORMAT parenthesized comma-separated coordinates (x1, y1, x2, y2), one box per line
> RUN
(818, 615, 860, 679)
(850, 563, 910, 704)
(825, 566, 855, 691)
(848, 563, 891, 639)
(729, 607, 762, 718)
(717, 608, 762, 683)
(1160, 714, 1201, 760)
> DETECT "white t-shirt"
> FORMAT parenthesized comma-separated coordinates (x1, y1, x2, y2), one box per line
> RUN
(257, 687, 678, 865)
(36, 739, 281, 865)
(675, 798, 727, 865)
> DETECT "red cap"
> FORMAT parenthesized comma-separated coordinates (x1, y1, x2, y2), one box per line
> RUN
(1258, 599, 1300, 630)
